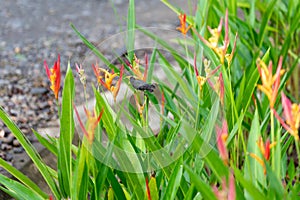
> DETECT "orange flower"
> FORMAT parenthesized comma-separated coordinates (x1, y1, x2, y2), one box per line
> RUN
(134, 94, 145, 116)
(249, 137, 276, 174)
(195, 10, 238, 65)
(44, 54, 61, 99)
(193, 54, 206, 91)
(273, 92, 300, 141)
(111, 65, 124, 102)
(73, 104, 104, 144)
(256, 56, 285, 108)
(176, 13, 192, 35)
(131, 55, 143, 80)
(124, 54, 149, 81)
(216, 120, 229, 165)
(92, 64, 124, 102)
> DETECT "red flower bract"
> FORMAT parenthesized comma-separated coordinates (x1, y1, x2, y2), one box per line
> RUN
(44, 54, 61, 100)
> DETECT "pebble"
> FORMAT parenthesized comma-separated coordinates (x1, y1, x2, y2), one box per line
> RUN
(6, 153, 13, 161)
(13, 147, 23, 154)
(0, 130, 4, 138)
(2, 133, 14, 144)
(1, 144, 12, 151)
(12, 139, 20, 147)
(30, 87, 48, 95)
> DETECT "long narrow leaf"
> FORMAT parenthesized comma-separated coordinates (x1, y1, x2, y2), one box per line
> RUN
(0, 107, 60, 198)
(58, 63, 75, 198)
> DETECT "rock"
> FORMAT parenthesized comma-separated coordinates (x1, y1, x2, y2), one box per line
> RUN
(1, 144, 12, 151)
(38, 101, 49, 109)
(2, 133, 14, 144)
(0, 130, 5, 138)
(30, 87, 48, 95)
(12, 139, 20, 147)
(6, 153, 13, 161)
(13, 147, 23, 154)
(10, 109, 19, 116)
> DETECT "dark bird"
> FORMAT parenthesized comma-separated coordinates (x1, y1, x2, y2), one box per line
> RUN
(130, 77, 156, 92)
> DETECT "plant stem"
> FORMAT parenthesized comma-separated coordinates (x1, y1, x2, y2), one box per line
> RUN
(56, 99, 61, 119)
(270, 110, 275, 171)
(295, 139, 300, 173)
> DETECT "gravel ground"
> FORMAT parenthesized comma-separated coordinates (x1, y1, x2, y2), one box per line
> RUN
(0, 0, 189, 172)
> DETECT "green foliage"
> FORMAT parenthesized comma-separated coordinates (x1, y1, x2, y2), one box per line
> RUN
(0, 0, 299, 199)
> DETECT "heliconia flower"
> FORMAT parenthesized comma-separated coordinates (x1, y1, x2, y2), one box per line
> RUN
(208, 72, 225, 105)
(134, 94, 145, 116)
(193, 54, 206, 91)
(195, 9, 238, 65)
(249, 137, 276, 174)
(111, 65, 124, 102)
(212, 172, 236, 200)
(92, 64, 124, 102)
(73, 103, 104, 144)
(132, 55, 144, 80)
(225, 33, 238, 66)
(257, 137, 276, 160)
(194, 55, 220, 92)
(92, 62, 105, 86)
(273, 92, 300, 141)
(216, 120, 229, 165)
(256, 56, 285, 108)
(44, 54, 61, 99)
(76, 63, 86, 88)
(124, 54, 149, 81)
(176, 13, 192, 36)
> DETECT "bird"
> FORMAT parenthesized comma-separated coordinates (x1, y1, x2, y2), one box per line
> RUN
(129, 77, 156, 92)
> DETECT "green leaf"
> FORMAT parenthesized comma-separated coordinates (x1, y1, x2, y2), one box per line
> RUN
(244, 109, 265, 187)
(127, 0, 135, 62)
(182, 120, 228, 181)
(0, 107, 60, 199)
(146, 48, 157, 83)
(33, 130, 58, 156)
(184, 165, 217, 200)
(72, 145, 89, 200)
(157, 51, 197, 104)
(258, 0, 277, 48)
(107, 169, 127, 200)
(93, 86, 116, 140)
(148, 177, 159, 200)
(265, 163, 285, 199)
(0, 174, 44, 200)
(233, 166, 266, 199)
(162, 161, 183, 200)
(0, 157, 47, 199)
(58, 62, 75, 198)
